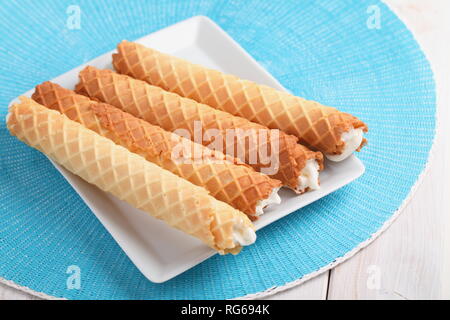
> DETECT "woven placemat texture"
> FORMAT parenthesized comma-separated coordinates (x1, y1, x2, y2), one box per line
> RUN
(0, 0, 435, 299)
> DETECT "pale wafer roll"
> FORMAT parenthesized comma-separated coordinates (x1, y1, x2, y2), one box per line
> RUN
(75, 67, 323, 193)
(7, 97, 256, 254)
(32, 82, 282, 219)
(113, 40, 368, 161)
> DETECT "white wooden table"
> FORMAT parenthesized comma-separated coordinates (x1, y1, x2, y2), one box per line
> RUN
(1, 0, 449, 300)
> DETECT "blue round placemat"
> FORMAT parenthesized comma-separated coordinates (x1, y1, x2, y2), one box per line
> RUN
(0, 0, 435, 299)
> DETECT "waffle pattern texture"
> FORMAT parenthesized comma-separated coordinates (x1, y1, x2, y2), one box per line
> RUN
(0, 0, 435, 299)
(114, 40, 368, 155)
(8, 97, 253, 254)
(32, 82, 281, 218)
(76, 67, 322, 191)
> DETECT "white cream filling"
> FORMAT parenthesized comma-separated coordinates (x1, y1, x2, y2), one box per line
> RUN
(326, 128, 363, 162)
(254, 187, 281, 216)
(5, 110, 11, 124)
(297, 159, 320, 192)
(233, 223, 257, 246)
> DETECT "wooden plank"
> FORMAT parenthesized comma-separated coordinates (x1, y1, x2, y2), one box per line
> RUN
(0, 282, 41, 300)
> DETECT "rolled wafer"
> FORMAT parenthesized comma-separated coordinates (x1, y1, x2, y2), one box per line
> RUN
(75, 67, 323, 193)
(7, 97, 256, 254)
(113, 40, 368, 161)
(32, 82, 282, 219)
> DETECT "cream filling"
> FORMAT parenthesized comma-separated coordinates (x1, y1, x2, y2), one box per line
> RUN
(326, 128, 364, 162)
(254, 187, 281, 216)
(297, 159, 320, 192)
(5, 110, 12, 124)
(233, 223, 257, 246)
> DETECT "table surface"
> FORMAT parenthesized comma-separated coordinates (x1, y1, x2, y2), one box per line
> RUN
(1, 0, 449, 300)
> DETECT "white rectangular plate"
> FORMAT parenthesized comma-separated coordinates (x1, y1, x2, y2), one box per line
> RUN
(10, 16, 365, 283)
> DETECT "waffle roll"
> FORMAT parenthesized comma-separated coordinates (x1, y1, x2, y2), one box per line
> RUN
(113, 40, 368, 161)
(7, 97, 256, 254)
(75, 67, 324, 193)
(32, 82, 282, 219)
